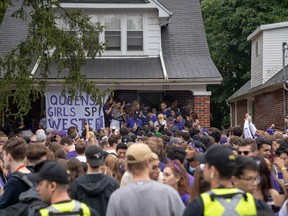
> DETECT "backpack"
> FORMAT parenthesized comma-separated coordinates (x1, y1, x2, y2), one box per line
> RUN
(0, 172, 47, 216)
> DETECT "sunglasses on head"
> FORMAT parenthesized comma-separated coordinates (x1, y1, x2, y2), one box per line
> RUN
(238, 150, 250, 156)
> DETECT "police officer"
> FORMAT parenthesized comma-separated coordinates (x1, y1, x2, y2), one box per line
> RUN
(183, 145, 273, 216)
(29, 161, 99, 216)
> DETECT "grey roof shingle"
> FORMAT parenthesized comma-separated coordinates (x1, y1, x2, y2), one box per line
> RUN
(159, 0, 221, 79)
(227, 65, 288, 101)
(0, 0, 29, 56)
(35, 58, 164, 79)
(60, 0, 148, 3)
(0, 0, 221, 82)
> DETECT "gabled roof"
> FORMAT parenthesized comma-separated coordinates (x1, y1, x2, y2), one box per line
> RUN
(60, 0, 148, 3)
(0, 0, 221, 83)
(247, 21, 288, 41)
(59, 0, 172, 20)
(159, 0, 221, 80)
(227, 65, 288, 102)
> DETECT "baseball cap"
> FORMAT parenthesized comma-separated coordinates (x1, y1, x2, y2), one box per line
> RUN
(122, 135, 132, 144)
(126, 143, 152, 164)
(199, 128, 209, 136)
(36, 133, 46, 142)
(169, 137, 183, 145)
(85, 146, 104, 167)
(196, 145, 236, 176)
(46, 128, 54, 134)
(22, 130, 33, 138)
(116, 143, 128, 151)
(28, 161, 69, 184)
(266, 128, 274, 136)
(187, 141, 205, 153)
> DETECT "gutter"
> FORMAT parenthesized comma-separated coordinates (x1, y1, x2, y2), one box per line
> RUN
(30, 57, 41, 76)
(283, 42, 288, 130)
(226, 101, 233, 127)
(44, 78, 222, 85)
(159, 50, 168, 80)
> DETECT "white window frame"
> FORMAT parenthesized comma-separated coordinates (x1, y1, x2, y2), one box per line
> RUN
(127, 14, 144, 52)
(56, 13, 147, 56)
(102, 13, 146, 55)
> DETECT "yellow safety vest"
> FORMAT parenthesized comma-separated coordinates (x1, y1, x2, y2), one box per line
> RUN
(201, 188, 257, 216)
(39, 199, 91, 216)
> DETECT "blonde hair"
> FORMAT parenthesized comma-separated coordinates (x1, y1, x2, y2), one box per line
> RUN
(157, 114, 165, 121)
(274, 131, 283, 140)
(100, 165, 113, 176)
(104, 154, 118, 172)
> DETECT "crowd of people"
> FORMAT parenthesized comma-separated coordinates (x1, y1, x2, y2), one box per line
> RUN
(0, 98, 288, 215)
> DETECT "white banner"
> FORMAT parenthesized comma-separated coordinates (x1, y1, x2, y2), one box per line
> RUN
(45, 88, 105, 133)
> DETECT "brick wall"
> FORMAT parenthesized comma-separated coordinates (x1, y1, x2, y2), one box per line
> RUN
(230, 89, 288, 130)
(194, 95, 210, 128)
(254, 89, 284, 130)
(236, 99, 247, 127)
(231, 102, 235, 126)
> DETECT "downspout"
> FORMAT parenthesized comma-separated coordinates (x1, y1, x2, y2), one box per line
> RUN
(159, 50, 168, 80)
(226, 101, 233, 127)
(282, 42, 288, 131)
(30, 57, 41, 76)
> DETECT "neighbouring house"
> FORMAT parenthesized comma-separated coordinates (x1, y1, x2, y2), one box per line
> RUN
(0, 0, 221, 131)
(227, 21, 288, 130)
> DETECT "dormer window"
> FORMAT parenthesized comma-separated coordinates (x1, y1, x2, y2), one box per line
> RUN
(56, 13, 145, 55)
(105, 15, 121, 51)
(127, 15, 143, 51)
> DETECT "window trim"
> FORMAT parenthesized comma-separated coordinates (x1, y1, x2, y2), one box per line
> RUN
(56, 13, 146, 56)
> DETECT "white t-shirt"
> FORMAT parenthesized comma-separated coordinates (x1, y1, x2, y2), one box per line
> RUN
(75, 155, 86, 163)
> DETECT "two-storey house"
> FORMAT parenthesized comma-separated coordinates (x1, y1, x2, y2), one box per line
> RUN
(227, 21, 288, 130)
(0, 0, 221, 129)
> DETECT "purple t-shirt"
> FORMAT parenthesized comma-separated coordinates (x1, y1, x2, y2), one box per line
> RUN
(180, 193, 191, 206)
(67, 150, 77, 160)
(271, 174, 281, 193)
(187, 173, 194, 188)
(103, 105, 111, 118)
(126, 117, 143, 129)
(174, 120, 185, 131)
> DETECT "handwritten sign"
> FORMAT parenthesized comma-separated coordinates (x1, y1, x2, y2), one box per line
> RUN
(45, 88, 105, 132)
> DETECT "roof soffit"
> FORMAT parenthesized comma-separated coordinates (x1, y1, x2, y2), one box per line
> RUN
(60, 0, 172, 19)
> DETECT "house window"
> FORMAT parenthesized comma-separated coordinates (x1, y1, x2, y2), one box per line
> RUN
(105, 15, 121, 51)
(83, 15, 100, 51)
(127, 15, 143, 51)
(255, 40, 259, 57)
(56, 17, 78, 37)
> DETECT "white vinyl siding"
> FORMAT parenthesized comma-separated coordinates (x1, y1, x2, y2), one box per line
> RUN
(262, 28, 288, 83)
(147, 10, 161, 56)
(56, 9, 162, 56)
(251, 34, 263, 88)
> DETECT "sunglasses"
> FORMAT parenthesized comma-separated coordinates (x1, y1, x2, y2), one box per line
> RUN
(238, 150, 251, 156)
(239, 176, 261, 184)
